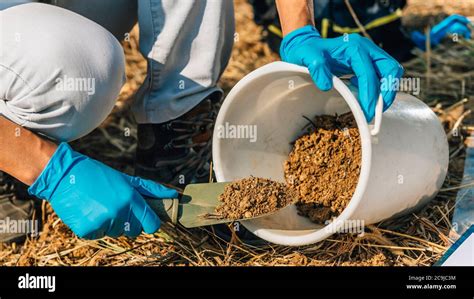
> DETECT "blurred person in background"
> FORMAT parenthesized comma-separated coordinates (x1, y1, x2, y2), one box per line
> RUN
(251, 0, 472, 62)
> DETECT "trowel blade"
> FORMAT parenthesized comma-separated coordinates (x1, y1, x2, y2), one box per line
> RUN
(175, 182, 303, 228)
(178, 182, 232, 228)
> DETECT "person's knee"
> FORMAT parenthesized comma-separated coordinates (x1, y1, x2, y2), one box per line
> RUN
(0, 3, 125, 141)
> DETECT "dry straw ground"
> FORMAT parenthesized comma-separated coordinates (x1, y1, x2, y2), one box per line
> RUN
(1, 0, 473, 266)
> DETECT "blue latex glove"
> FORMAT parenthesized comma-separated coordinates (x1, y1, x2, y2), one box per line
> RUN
(280, 25, 403, 122)
(411, 14, 472, 50)
(28, 142, 179, 239)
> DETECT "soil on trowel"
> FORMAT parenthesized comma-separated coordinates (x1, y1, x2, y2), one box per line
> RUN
(214, 177, 296, 220)
(284, 112, 362, 224)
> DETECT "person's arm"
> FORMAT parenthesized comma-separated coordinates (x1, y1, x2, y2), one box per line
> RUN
(0, 115, 178, 239)
(276, 0, 314, 36)
(275, 0, 404, 122)
(0, 115, 56, 185)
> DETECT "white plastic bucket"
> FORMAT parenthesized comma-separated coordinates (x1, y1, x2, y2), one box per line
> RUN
(212, 61, 449, 246)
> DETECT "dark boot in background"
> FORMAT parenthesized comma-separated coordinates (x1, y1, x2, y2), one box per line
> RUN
(0, 171, 38, 243)
(135, 92, 222, 189)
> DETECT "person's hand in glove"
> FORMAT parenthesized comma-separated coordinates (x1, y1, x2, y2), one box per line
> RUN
(279, 25, 404, 122)
(28, 142, 179, 239)
(411, 14, 473, 50)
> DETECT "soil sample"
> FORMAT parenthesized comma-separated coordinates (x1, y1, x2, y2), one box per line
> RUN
(215, 177, 296, 220)
(284, 112, 361, 223)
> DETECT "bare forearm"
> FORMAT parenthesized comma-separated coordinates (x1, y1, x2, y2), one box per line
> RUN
(276, 0, 314, 36)
(0, 116, 57, 185)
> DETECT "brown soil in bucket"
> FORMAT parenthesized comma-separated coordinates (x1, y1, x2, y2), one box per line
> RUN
(214, 113, 361, 224)
(215, 177, 296, 220)
(284, 112, 362, 223)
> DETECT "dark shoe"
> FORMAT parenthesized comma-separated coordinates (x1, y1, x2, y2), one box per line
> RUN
(0, 171, 37, 243)
(135, 92, 222, 188)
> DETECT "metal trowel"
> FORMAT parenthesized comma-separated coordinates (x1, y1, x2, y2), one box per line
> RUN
(144, 182, 292, 228)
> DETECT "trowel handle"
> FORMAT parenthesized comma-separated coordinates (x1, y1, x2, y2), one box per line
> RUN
(144, 198, 180, 224)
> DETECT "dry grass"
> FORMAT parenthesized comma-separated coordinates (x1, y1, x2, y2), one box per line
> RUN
(405, 0, 474, 18)
(0, 0, 473, 266)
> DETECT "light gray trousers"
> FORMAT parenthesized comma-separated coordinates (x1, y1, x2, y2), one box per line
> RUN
(0, 0, 234, 141)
